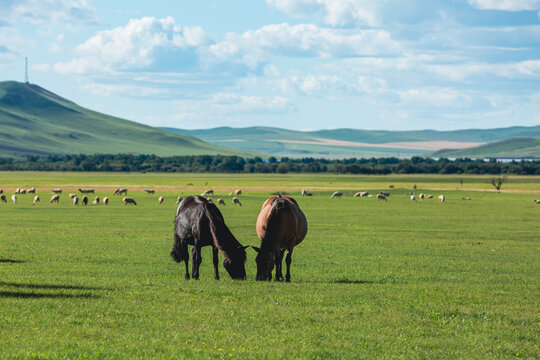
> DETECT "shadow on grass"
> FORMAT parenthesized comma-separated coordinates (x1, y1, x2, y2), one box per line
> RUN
(0, 259, 25, 263)
(334, 278, 386, 284)
(0, 281, 110, 291)
(0, 291, 99, 299)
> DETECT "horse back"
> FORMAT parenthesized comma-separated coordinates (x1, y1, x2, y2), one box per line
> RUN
(256, 196, 307, 250)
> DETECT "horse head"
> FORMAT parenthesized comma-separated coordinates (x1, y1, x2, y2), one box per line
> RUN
(223, 245, 248, 280)
(252, 246, 274, 281)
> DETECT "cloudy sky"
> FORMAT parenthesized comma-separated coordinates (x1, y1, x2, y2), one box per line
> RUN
(1, 0, 539, 131)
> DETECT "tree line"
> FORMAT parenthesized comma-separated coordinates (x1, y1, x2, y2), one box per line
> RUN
(0, 154, 538, 175)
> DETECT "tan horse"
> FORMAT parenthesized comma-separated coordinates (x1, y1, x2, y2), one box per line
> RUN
(253, 195, 307, 282)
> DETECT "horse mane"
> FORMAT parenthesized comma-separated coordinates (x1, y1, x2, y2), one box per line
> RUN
(202, 201, 246, 264)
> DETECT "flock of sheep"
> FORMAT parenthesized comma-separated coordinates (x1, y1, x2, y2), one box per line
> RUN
(324, 189, 445, 203)
(1, 186, 539, 206)
(0, 187, 245, 207)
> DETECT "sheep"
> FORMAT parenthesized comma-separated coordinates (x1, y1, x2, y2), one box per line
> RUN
(69, 193, 77, 199)
(389, 185, 394, 189)
(438, 195, 445, 203)
(144, 189, 155, 194)
(176, 196, 183, 204)
(50, 194, 60, 203)
(301, 188, 310, 196)
(11, 194, 17, 204)
(113, 188, 127, 195)
(51, 189, 63, 194)
(380, 191, 390, 197)
(354, 191, 369, 197)
(92, 196, 100, 205)
(217, 198, 226, 206)
(462, 197, 472, 200)
(377, 194, 387, 201)
(201, 189, 214, 196)
(79, 188, 94, 194)
(33, 195, 40, 205)
(103, 197, 109, 205)
(535, 200, 540, 204)
(228, 192, 234, 197)
(331, 191, 343, 199)
(158, 196, 164, 204)
(0, 194, 6, 203)
(419, 193, 425, 200)
(410, 195, 417, 203)
(82, 196, 88, 206)
(353, 192, 362, 197)
(235, 189, 242, 196)
(232, 197, 242, 206)
(27, 187, 36, 194)
(123, 197, 137, 205)
(15, 188, 21, 194)
(426, 195, 433, 199)
(73, 196, 79, 206)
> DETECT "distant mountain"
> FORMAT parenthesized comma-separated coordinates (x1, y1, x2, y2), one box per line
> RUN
(161, 125, 540, 158)
(431, 137, 540, 158)
(0, 81, 252, 158)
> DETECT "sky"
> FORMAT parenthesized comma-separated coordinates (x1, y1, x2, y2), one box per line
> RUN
(0, 0, 539, 131)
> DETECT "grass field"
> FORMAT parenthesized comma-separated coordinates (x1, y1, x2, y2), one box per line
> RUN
(1, 172, 539, 359)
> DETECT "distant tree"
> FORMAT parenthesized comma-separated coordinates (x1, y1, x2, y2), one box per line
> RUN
(490, 176, 506, 193)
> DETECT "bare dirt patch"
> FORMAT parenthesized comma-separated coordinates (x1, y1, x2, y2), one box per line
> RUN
(266, 138, 484, 151)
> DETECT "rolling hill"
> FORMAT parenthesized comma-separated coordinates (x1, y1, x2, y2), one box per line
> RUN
(161, 125, 540, 158)
(0, 81, 252, 158)
(431, 137, 540, 158)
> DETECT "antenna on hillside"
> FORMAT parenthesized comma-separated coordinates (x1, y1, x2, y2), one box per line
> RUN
(25, 57, 29, 84)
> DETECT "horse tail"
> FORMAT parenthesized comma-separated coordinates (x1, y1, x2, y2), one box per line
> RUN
(171, 231, 188, 263)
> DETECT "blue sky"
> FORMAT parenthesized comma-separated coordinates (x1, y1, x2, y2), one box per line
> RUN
(1, 0, 539, 131)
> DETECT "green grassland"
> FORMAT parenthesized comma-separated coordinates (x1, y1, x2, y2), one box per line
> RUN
(1, 172, 539, 359)
(0, 81, 252, 158)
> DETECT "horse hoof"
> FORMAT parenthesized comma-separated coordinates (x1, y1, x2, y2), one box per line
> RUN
(185, 274, 190, 280)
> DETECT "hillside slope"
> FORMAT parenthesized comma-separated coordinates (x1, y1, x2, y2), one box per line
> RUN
(431, 137, 540, 158)
(0, 81, 252, 158)
(162, 125, 540, 158)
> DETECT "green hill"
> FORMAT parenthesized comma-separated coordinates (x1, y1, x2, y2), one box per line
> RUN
(431, 137, 540, 158)
(162, 125, 540, 158)
(0, 81, 252, 158)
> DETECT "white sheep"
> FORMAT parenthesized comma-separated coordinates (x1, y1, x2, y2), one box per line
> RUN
(33, 195, 40, 204)
(331, 191, 343, 199)
(232, 197, 242, 206)
(410, 195, 417, 202)
(438, 195, 445, 203)
(50, 194, 60, 203)
(158, 196, 164, 204)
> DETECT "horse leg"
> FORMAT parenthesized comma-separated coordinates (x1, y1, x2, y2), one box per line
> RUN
(275, 250, 285, 281)
(213, 247, 220, 280)
(191, 246, 202, 280)
(285, 249, 293, 283)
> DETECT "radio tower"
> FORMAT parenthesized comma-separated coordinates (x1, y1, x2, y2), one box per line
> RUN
(25, 57, 29, 84)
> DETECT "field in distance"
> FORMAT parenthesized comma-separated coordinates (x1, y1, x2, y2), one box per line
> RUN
(1, 172, 539, 359)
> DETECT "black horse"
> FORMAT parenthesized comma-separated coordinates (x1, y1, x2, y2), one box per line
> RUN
(171, 195, 247, 280)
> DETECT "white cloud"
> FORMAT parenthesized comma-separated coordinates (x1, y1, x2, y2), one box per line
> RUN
(278, 73, 362, 96)
(209, 23, 399, 65)
(398, 88, 473, 108)
(55, 17, 210, 74)
(267, 0, 378, 27)
(467, 0, 540, 11)
(3, 0, 98, 26)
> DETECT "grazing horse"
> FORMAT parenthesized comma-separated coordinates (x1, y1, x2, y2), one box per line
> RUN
(253, 195, 307, 282)
(171, 195, 247, 280)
